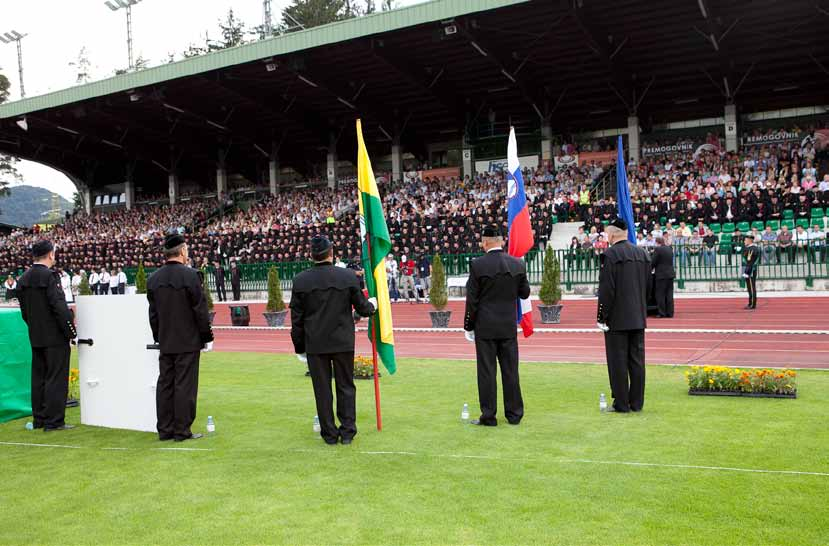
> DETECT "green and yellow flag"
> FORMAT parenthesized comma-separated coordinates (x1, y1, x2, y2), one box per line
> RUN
(356, 119, 396, 374)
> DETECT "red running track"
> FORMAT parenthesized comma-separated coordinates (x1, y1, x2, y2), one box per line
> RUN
(214, 296, 829, 331)
(213, 329, 829, 369)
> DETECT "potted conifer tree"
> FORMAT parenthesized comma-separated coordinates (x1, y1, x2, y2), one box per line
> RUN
(428, 255, 451, 328)
(263, 266, 288, 327)
(538, 250, 563, 324)
(79, 272, 92, 296)
(200, 267, 216, 324)
(135, 262, 147, 295)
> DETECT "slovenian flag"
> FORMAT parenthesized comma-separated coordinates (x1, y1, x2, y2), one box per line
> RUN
(506, 127, 534, 338)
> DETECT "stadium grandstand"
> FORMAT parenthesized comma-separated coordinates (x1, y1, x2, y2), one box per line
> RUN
(1, 0, 828, 296)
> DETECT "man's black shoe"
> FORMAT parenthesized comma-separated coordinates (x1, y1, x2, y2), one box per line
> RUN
(470, 419, 497, 426)
(744, 305, 755, 310)
(507, 420, 521, 426)
(44, 424, 75, 432)
(159, 435, 174, 441)
(324, 438, 339, 445)
(174, 433, 203, 442)
(341, 437, 353, 445)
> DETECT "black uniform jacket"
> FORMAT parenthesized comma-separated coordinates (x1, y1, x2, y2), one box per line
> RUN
(17, 264, 77, 348)
(743, 244, 760, 277)
(651, 245, 676, 280)
(147, 261, 213, 354)
(464, 249, 531, 339)
(597, 241, 651, 331)
(290, 263, 375, 355)
(215, 267, 226, 285)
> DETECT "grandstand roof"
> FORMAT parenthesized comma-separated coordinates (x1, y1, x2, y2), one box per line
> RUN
(0, 0, 827, 192)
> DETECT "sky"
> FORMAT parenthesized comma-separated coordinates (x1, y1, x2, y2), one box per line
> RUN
(0, 0, 422, 199)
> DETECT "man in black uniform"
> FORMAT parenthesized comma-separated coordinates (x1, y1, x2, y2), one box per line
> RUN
(17, 240, 77, 431)
(463, 225, 531, 426)
(651, 237, 675, 318)
(290, 236, 376, 445)
(147, 233, 214, 442)
(597, 218, 651, 413)
(743, 234, 760, 310)
(230, 261, 241, 301)
(213, 261, 227, 302)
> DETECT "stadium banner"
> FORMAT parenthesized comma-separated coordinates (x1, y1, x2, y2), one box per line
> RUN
(641, 141, 696, 157)
(578, 150, 615, 166)
(553, 154, 579, 169)
(741, 130, 802, 147)
(421, 167, 460, 180)
(475, 155, 539, 173)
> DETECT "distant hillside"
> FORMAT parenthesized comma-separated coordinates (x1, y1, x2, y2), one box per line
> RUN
(0, 185, 73, 227)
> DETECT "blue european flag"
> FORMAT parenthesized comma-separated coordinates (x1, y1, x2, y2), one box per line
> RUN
(616, 135, 637, 243)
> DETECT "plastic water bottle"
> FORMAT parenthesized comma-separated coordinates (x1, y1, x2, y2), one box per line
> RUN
(25, 422, 33, 431)
(206, 416, 216, 435)
(461, 403, 470, 422)
(599, 393, 608, 413)
(313, 415, 321, 433)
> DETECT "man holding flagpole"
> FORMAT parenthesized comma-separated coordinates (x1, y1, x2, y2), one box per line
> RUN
(464, 225, 531, 426)
(290, 235, 377, 445)
(596, 137, 651, 413)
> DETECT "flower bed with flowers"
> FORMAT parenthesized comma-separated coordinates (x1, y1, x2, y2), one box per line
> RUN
(686, 366, 797, 398)
(354, 356, 380, 380)
(68, 368, 80, 401)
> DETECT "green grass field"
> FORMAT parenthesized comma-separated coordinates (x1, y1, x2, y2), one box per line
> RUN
(1, 353, 828, 545)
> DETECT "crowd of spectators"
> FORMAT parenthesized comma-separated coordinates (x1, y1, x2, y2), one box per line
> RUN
(0, 165, 579, 278)
(571, 130, 828, 266)
(2, 124, 825, 280)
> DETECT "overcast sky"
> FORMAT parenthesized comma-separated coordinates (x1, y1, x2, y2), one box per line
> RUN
(0, 0, 422, 200)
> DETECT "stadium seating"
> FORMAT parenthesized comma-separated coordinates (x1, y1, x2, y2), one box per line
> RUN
(766, 220, 780, 231)
(796, 218, 810, 230)
(710, 224, 722, 234)
(736, 221, 750, 232)
(783, 210, 795, 220)
(751, 221, 765, 231)
(722, 223, 736, 233)
(810, 207, 824, 219)
(782, 219, 796, 230)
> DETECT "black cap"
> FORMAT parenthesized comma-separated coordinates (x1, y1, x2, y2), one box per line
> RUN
(609, 217, 628, 231)
(311, 235, 333, 258)
(31, 240, 54, 258)
(482, 225, 502, 238)
(163, 232, 186, 250)
(745, 234, 755, 241)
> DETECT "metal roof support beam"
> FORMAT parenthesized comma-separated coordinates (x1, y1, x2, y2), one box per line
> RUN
(212, 73, 331, 146)
(570, 3, 637, 114)
(694, 0, 742, 104)
(368, 40, 467, 127)
(457, 24, 544, 121)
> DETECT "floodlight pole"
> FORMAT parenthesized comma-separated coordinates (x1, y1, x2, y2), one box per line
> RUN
(0, 31, 26, 98)
(105, 0, 142, 71)
(263, 0, 273, 36)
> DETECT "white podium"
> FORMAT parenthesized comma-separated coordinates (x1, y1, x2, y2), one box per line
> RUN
(75, 294, 158, 432)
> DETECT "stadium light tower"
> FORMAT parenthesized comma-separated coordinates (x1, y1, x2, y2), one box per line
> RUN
(263, 0, 273, 36)
(0, 30, 27, 98)
(104, 0, 143, 70)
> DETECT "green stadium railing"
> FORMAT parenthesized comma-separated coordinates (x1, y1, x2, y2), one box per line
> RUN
(5, 244, 824, 301)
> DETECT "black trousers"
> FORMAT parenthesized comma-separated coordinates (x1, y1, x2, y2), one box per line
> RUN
(307, 352, 356, 443)
(31, 343, 71, 429)
(746, 274, 757, 308)
(654, 278, 674, 318)
(603, 330, 646, 412)
(156, 351, 200, 440)
(231, 282, 241, 301)
(475, 337, 523, 425)
(216, 281, 227, 302)
(100, 284, 109, 295)
(118, 284, 125, 294)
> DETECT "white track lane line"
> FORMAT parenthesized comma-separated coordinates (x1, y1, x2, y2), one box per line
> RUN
(213, 326, 829, 335)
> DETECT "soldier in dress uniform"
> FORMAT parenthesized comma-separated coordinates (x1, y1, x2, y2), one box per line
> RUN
(213, 261, 227, 302)
(230, 261, 241, 301)
(16, 240, 77, 431)
(743, 234, 760, 310)
(651, 237, 675, 318)
(463, 225, 531, 426)
(147, 233, 214, 442)
(597, 218, 651, 413)
(290, 236, 376, 445)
